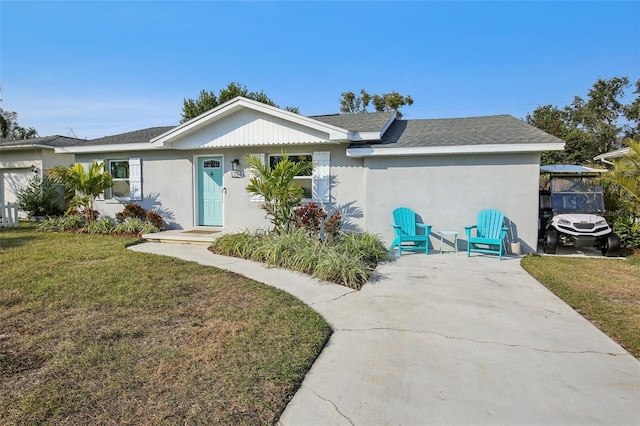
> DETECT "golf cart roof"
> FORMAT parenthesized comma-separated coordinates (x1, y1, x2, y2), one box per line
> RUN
(540, 164, 608, 174)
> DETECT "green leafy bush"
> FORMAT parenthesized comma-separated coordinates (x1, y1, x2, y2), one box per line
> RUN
(16, 175, 65, 217)
(613, 215, 640, 249)
(245, 152, 313, 233)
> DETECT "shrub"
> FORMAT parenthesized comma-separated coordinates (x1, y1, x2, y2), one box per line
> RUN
(324, 210, 342, 242)
(47, 161, 113, 224)
(16, 175, 65, 217)
(245, 152, 314, 233)
(293, 202, 326, 238)
(145, 211, 165, 230)
(613, 215, 640, 249)
(120, 203, 147, 220)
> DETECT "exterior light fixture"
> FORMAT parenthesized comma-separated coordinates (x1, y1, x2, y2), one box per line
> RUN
(231, 159, 240, 171)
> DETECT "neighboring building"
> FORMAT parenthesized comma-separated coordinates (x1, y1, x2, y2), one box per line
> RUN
(53, 96, 564, 252)
(594, 147, 632, 164)
(0, 136, 82, 217)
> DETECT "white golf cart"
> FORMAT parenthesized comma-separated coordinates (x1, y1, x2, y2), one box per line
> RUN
(539, 165, 620, 256)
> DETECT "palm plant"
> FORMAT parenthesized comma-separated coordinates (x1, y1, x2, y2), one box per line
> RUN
(609, 139, 640, 206)
(245, 152, 314, 233)
(48, 161, 113, 223)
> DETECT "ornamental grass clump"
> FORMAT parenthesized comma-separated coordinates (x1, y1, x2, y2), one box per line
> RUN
(36, 214, 86, 232)
(82, 217, 115, 235)
(211, 230, 389, 290)
(36, 203, 163, 236)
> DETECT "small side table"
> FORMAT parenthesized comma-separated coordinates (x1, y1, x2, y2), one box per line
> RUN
(438, 231, 459, 254)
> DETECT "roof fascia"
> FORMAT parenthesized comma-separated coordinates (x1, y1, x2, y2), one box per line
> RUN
(55, 143, 160, 154)
(151, 97, 350, 147)
(346, 142, 566, 158)
(0, 144, 56, 151)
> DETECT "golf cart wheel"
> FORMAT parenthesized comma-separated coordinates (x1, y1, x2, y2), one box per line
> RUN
(601, 234, 620, 257)
(543, 229, 558, 254)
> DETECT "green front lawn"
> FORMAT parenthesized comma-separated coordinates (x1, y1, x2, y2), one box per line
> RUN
(522, 253, 640, 359)
(0, 224, 331, 424)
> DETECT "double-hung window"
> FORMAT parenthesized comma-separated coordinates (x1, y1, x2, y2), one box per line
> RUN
(103, 157, 142, 201)
(269, 154, 313, 199)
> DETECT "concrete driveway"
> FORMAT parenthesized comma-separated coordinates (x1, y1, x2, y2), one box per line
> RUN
(130, 243, 640, 425)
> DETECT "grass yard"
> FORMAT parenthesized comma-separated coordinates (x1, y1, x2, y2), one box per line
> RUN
(0, 224, 331, 425)
(521, 253, 640, 359)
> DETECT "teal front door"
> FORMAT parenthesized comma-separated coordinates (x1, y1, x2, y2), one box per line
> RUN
(198, 156, 223, 226)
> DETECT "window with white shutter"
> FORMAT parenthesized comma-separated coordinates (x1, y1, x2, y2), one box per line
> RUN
(312, 151, 330, 203)
(249, 153, 266, 203)
(104, 157, 142, 201)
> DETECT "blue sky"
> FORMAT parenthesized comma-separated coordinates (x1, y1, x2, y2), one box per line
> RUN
(1, 1, 639, 140)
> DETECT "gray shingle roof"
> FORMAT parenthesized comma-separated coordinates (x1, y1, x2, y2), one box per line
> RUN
(359, 114, 565, 148)
(0, 135, 86, 148)
(86, 126, 176, 146)
(312, 111, 395, 133)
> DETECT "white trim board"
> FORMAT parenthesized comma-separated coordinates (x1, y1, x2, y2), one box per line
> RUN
(346, 143, 565, 158)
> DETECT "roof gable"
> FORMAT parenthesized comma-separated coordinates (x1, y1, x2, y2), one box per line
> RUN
(152, 97, 351, 149)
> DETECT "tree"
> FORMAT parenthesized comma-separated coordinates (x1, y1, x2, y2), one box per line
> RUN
(181, 82, 299, 123)
(527, 76, 640, 165)
(0, 108, 38, 140)
(570, 76, 630, 156)
(339, 89, 413, 118)
(48, 161, 113, 223)
(16, 174, 66, 217)
(244, 152, 314, 233)
(624, 80, 640, 139)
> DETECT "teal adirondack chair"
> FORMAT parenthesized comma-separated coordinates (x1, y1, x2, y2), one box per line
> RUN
(390, 207, 433, 255)
(465, 209, 508, 260)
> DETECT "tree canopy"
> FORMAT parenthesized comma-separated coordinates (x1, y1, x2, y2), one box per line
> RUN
(526, 76, 640, 165)
(0, 107, 38, 140)
(339, 89, 414, 118)
(181, 82, 299, 123)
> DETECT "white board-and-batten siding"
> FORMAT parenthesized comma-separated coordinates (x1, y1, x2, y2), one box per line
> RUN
(172, 109, 331, 149)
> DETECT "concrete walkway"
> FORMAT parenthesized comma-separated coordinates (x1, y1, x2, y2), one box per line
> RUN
(129, 243, 640, 425)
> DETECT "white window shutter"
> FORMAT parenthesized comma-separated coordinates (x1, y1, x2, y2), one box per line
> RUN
(312, 151, 330, 203)
(95, 159, 105, 200)
(249, 153, 266, 203)
(129, 157, 142, 201)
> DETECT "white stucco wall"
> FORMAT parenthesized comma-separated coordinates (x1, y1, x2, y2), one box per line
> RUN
(80, 147, 541, 252)
(362, 152, 542, 253)
(80, 144, 366, 232)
